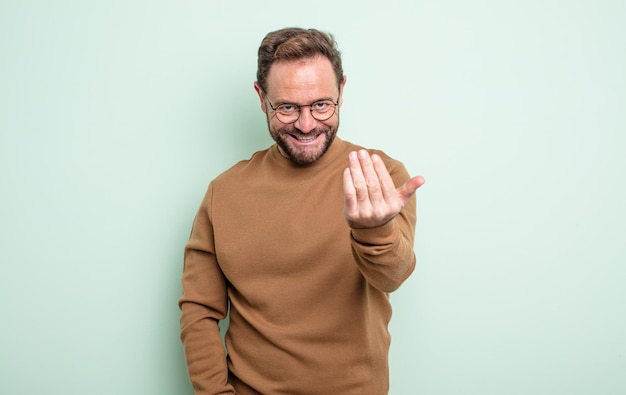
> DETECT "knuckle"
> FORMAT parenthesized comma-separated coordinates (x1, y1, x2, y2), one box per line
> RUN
(353, 181, 366, 189)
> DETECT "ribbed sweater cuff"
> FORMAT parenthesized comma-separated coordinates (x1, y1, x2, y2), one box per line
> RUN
(350, 219, 396, 246)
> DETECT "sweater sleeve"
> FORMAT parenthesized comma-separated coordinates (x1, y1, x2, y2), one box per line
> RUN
(179, 183, 235, 395)
(349, 154, 418, 293)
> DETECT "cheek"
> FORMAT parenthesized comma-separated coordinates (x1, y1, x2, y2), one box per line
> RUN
(320, 117, 339, 130)
(267, 115, 281, 129)
(268, 117, 291, 134)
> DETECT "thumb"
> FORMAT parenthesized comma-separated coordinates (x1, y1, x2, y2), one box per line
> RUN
(398, 175, 425, 201)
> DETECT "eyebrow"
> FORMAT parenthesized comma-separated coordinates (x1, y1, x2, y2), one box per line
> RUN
(273, 96, 336, 106)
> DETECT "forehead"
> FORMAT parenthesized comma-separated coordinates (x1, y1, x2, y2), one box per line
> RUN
(265, 56, 338, 102)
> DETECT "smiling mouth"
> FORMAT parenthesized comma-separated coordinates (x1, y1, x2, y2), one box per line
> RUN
(289, 134, 320, 144)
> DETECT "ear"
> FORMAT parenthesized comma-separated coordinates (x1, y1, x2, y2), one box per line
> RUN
(253, 82, 267, 113)
(338, 75, 347, 107)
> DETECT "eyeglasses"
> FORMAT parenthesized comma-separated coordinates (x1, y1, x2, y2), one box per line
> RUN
(265, 96, 339, 124)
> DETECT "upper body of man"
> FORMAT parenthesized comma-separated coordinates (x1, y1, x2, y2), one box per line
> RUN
(179, 27, 425, 395)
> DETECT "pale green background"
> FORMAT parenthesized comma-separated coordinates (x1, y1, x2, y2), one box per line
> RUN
(1, 1, 625, 394)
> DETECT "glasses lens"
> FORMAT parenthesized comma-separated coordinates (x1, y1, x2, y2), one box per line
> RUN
(311, 101, 336, 121)
(275, 104, 299, 124)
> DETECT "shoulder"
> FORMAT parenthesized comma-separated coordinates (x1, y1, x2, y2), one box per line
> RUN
(212, 148, 272, 184)
(364, 144, 410, 183)
(371, 148, 406, 172)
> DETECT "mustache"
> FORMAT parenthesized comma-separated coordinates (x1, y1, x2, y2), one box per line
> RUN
(276, 124, 332, 137)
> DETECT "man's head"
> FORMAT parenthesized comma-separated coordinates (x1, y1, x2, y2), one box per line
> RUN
(256, 28, 344, 94)
(254, 28, 346, 165)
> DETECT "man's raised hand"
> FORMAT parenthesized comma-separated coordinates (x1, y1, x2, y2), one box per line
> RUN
(343, 149, 425, 229)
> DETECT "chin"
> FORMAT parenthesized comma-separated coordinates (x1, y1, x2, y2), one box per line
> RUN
(279, 133, 335, 165)
(267, 117, 339, 165)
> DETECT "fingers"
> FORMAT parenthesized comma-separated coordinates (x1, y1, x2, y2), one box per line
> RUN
(371, 153, 397, 200)
(348, 150, 388, 204)
(343, 167, 357, 215)
(348, 150, 370, 203)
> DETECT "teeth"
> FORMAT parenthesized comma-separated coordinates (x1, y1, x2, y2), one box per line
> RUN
(293, 135, 317, 142)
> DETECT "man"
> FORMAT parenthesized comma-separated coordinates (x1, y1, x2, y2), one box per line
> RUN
(179, 27, 425, 394)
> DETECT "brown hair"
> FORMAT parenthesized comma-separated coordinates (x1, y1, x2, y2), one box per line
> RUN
(256, 27, 344, 93)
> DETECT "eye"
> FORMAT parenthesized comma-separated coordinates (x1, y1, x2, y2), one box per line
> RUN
(277, 104, 298, 114)
(312, 101, 332, 112)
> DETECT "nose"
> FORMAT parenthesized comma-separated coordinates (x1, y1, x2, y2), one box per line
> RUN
(293, 106, 316, 133)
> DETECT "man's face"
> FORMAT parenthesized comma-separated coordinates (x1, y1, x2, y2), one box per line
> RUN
(255, 56, 345, 165)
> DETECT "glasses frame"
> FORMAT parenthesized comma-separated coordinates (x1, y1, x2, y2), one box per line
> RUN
(265, 95, 339, 124)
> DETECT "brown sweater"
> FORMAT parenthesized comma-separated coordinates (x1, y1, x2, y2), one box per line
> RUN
(179, 137, 417, 394)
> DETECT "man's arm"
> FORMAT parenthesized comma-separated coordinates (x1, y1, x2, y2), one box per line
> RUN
(179, 183, 235, 395)
(343, 149, 425, 292)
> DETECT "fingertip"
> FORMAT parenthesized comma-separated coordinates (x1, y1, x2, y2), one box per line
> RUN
(358, 149, 369, 159)
(413, 175, 426, 189)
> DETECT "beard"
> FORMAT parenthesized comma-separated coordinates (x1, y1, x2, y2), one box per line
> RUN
(267, 117, 339, 165)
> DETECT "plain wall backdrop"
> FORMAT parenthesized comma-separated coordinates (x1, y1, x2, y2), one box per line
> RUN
(1, 1, 625, 394)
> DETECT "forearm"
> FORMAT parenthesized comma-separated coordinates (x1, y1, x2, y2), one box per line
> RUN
(180, 301, 234, 395)
(350, 197, 417, 293)
(180, 246, 234, 394)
